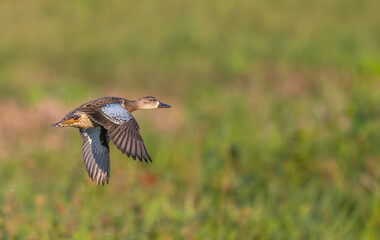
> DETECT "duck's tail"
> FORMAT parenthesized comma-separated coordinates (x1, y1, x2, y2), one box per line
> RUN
(51, 121, 63, 129)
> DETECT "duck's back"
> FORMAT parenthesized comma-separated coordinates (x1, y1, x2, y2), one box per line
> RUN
(55, 97, 124, 129)
(79, 97, 125, 109)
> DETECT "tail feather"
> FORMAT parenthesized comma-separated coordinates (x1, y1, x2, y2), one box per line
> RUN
(51, 121, 62, 128)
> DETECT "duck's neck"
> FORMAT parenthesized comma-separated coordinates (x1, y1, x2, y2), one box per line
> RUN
(122, 99, 139, 112)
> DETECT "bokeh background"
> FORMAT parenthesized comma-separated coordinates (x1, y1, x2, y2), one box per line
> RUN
(0, 0, 380, 239)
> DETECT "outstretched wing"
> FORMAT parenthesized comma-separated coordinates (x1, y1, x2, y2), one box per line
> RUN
(83, 103, 152, 163)
(80, 126, 110, 185)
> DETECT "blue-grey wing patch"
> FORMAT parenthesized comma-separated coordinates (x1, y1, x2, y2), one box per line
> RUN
(101, 103, 133, 124)
(80, 126, 110, 185)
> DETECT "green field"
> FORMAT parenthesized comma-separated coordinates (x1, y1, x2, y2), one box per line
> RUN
(1, 0, 380, 239)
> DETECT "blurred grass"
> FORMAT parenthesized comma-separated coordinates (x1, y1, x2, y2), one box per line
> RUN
(0, 0, 380, 239)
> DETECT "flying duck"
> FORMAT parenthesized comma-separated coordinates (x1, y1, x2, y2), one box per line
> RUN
(51, 96, 171, 185)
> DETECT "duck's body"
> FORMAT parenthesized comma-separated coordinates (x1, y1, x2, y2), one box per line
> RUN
(52, 96, 170, 185)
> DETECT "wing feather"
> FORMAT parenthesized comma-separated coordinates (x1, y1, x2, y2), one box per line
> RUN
(82, 103, 152, 162)
(80, 126, 110, 185)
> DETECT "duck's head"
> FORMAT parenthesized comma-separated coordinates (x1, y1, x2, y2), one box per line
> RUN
(133, 96, 171, 110)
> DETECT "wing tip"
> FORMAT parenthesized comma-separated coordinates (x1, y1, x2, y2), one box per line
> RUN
(92, 174, 109, 186)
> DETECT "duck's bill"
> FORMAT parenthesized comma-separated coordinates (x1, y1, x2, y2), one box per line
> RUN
(158, 102, 171, 108)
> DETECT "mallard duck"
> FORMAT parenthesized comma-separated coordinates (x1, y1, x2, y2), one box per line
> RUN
(52, 96, 171, 185)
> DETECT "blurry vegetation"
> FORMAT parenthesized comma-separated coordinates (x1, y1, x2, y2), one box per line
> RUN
(0, 0, 380, 239)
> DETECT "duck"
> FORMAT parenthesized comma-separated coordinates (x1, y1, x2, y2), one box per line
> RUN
(51, 96, 171, 185)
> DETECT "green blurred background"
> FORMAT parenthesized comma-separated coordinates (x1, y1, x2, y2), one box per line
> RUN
(1, 0, 380, 239)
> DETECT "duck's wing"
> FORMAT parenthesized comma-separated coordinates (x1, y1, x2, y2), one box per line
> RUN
(80, 126, 110, 185)
(83, 103, 152, 163)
